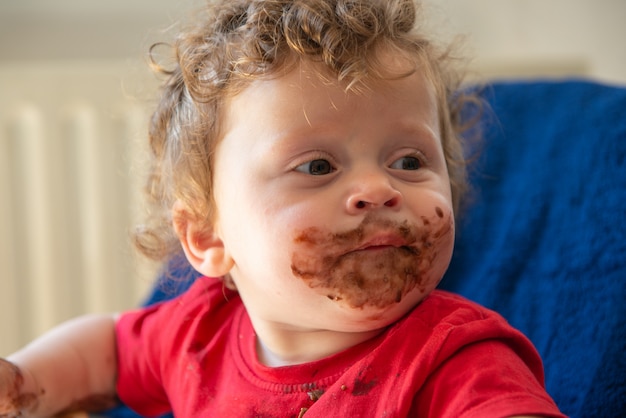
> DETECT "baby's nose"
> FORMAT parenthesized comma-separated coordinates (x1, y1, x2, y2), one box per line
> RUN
(345, 173, 402, 213)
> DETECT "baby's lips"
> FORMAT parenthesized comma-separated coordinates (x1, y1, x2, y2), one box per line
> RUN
(353, 232, 413, 252)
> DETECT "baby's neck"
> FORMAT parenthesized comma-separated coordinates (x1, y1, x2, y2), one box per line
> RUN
(253, 321, 385, 367)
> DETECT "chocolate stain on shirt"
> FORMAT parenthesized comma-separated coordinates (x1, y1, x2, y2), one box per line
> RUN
(0, 358, 40, 417)
(350, 366, 379, 396)
(291, 208, 453, 309)
(307, 388, 325, 401)
(352, 377, 378, 396)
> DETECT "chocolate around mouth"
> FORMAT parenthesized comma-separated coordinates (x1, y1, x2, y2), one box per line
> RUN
(291, 209, 453, 309)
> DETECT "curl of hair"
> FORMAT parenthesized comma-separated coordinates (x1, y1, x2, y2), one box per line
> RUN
(133, 0, 482, 263)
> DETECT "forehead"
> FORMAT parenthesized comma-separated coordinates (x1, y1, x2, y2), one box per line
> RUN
(224, 42, 435, 100)
(293, 47, 432, 95)
(223, 56, 439, 124)
(216, 58, 443, 171)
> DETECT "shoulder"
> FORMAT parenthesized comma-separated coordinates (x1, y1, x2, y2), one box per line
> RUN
(166, 276, 240, 318)
(323, 291, 557, 416)
(390, 290, 542, 372)
(390, 292, 563, 416)
(367, 289, 540, 373)
(116, 277, 241, 348)
(405, 289, 509, 332)
(115, 277, 243, 413)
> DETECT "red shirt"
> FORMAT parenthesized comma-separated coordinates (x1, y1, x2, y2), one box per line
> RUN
(116, 277, 565, 417)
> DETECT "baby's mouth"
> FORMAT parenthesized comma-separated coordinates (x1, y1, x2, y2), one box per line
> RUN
(290, 211, 452, 310)
(349, 233, 416, 254)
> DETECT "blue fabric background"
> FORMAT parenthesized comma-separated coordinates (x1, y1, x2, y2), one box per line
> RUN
(441, 80, 626, 417)
(107, 80, 626, 417)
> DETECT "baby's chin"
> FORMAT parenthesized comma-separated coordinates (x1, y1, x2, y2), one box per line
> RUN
(321, 285, 436, 332)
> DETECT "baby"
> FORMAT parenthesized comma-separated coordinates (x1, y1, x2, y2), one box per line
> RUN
(1, 0, 565, 417)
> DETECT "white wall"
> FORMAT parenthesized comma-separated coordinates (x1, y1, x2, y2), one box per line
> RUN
(432, 0, 626, 85)
(1, 0, 624, 84)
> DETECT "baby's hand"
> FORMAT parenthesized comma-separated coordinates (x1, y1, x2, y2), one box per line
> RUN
(0, 358, 40, 418)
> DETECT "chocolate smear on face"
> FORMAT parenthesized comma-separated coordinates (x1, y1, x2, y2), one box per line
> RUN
(291, 209, 453, 309)
(0, 358, 41, 416)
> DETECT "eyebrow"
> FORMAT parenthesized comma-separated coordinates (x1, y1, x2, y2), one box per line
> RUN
(393, 119, 440, 142)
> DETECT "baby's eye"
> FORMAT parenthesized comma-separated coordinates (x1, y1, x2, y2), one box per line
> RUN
(390, 155, 422, 170)
(295, 159, 335, 175)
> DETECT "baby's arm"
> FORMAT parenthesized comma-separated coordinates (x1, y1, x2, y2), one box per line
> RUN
(0, 314, 118, 417)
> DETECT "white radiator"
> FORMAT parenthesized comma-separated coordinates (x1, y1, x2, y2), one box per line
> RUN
(0, 62, 158, 356)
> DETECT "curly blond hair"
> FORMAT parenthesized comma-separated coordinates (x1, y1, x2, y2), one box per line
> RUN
(134, 0, 476, 262)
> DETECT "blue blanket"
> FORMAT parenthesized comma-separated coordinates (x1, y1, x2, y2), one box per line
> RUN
(110, 80, 626, 417)
(441, 80, 626, 417)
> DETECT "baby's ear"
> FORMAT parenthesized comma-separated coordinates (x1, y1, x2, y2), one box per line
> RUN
(172, 200, 234, 278)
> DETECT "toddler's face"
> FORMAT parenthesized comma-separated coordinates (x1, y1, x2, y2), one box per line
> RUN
(212, 59, 454, 333)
